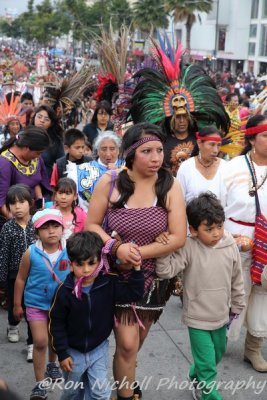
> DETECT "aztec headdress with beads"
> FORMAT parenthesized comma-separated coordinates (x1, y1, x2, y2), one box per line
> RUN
(130, 33, 230, 133)
(0, 93, 26, 127)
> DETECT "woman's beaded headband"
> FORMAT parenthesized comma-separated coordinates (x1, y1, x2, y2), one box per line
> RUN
(123, 136, 161, 158)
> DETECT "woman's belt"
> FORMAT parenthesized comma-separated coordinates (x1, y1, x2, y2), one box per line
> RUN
(229, 217, 255, 227)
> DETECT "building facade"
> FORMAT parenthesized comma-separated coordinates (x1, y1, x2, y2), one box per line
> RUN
(169, 0, 267, 75)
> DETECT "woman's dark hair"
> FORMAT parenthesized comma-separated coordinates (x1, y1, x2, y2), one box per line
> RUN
(225, 92, 239, 103)
(6, 184, 33, 210)
(91, 100, 112, 126)
(242, 99, 250, 108)
(191, 126, 223, 157)
(31, 104, 63, 141)
(113, 122, 173, 210)
(241, 114, 267, 155)
(54, 178, 77, 226)
(0, 125, 50, 153)
(5, 91, 20, 105)
(187, 192, 225, 229)
(67, 231, 103, 264)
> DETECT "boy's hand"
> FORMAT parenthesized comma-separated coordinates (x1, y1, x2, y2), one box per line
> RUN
(155, 231, 170, 245)
(226, 311, 239, 330)
(13, 305, 24, 321)
(60, 357, 73, 372)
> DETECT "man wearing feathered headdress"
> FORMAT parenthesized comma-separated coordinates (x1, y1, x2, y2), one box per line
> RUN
(130, 33, 230, 172)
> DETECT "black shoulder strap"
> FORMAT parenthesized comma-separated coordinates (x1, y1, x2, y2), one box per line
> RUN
(244, 154, 261, 214)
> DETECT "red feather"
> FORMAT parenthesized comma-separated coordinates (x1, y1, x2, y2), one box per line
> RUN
(151, 41, 183, 82)
(95, 73, 117, 102)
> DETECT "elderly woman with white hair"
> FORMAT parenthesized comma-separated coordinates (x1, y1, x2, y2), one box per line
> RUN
(67, 130, 124, 211)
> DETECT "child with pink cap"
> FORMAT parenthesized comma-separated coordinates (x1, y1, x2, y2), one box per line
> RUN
(13, 209, 70, 400)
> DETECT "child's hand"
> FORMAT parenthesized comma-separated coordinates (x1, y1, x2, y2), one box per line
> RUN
(116, 243, 141, 267)
(226, 311, 239, 330)
(60, 357, 73, 372)
(13, 305, 24, 321)
(155, 231, 170, 245)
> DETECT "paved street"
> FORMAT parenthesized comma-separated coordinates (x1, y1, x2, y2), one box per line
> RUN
(0, 296, 267, 400)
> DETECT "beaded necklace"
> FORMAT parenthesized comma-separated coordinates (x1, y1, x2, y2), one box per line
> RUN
(248, 152, 267, 197)
(196, 155, 214, 169)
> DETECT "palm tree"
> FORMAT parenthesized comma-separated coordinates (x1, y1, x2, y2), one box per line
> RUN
(133, 0, 168, 35)
(165, 0, 214, 51)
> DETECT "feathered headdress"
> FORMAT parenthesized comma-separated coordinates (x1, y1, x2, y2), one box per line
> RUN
(0, 93, 26, 126)
(130, 33, 230, 132)
(43, 66, 97, 111)
(94, 24, 135, 132)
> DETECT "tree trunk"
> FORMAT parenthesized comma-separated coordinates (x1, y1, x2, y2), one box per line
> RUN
(185, 20, 192, 52)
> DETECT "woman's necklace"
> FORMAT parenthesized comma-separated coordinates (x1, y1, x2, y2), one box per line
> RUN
(196, 155, 214, 168)
(248, 152, 267, 197)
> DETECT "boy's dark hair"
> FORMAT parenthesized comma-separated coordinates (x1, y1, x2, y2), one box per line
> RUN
(64, 128, 86, 147)
(6, 184, 33, 210)
(21, 92, 33, 103)
(67, 231, 104, 264)
(186, 192, 225, 229)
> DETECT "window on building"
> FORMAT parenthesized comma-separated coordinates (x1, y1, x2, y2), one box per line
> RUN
(263, 0, 267, 17)
(251, 0, 259, 18)
(218, 29, 226, 51)
(248, 42, 256, 56)
(260, 25, 267, 56)
(249, 24, 257, 37)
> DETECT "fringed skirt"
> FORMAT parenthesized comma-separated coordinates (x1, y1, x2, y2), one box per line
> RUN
(115, 278, 174, 324)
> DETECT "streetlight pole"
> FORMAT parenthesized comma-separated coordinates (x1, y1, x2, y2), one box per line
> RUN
(213, 0, 219, 71)
(214, 0, 219, 58)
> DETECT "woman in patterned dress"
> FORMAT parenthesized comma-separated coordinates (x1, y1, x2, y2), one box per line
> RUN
(86, 122, 186, 400)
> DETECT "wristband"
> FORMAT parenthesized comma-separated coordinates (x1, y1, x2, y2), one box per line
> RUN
(111, 240, 123, 257)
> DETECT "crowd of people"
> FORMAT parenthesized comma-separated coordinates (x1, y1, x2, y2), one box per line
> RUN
(0, 32, 266, 400)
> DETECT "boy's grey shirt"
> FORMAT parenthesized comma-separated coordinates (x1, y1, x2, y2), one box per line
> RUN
(156, 230, 246, 330)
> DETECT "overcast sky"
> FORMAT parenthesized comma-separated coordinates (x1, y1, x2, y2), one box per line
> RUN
(0, 0, 43, 16)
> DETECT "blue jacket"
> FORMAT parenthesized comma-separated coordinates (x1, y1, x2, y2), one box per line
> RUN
(49, 270, 144, 361)
(83, 121, 114, 145)
(24, 242, 69, 311)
